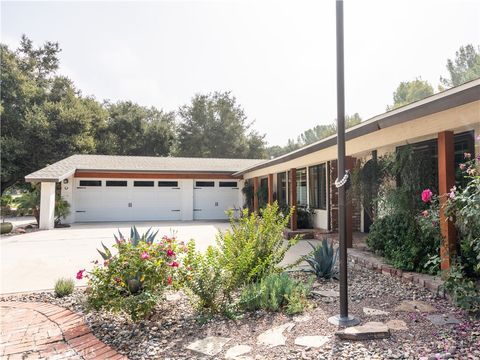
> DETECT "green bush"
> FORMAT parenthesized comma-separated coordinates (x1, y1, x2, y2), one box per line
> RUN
(217, 202, 299, 293)
(303, 239, 338, 279)
(239, 273, 311, 315)
(86, 230, 185, 321)
(54, 278, 74, 298)
(367, 211, 440, 272)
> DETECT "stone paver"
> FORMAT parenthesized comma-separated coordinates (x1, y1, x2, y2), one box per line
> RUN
(363, 307, 389, 316)
(186, 336, 231, 356)
(0, 302, 126, 360)
(225, 344, 252, 359)
(336, 321, 390, 341)
(257, 322, 295, 348)
(395, 300, 436, 313)
(385, 319, 408, 331)
(294, 335, 329, 348)
(426, 314, 461, 326)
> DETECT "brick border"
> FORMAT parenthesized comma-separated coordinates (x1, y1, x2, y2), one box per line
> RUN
(0, 301, 127, 359)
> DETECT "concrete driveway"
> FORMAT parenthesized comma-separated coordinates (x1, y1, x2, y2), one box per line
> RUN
(0, 221, 319, 294)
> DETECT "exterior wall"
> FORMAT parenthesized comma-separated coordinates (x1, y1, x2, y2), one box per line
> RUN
(60, 175, 75, 224)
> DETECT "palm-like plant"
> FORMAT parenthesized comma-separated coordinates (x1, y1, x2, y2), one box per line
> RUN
(303, 239, 339, 279)
(16, 188, 40, 224)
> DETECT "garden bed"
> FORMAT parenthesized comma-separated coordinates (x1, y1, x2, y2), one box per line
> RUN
(2, 264, 479, 360)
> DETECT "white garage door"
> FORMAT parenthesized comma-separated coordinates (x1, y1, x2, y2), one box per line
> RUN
(74, 179, 182, 222)
(193, 180, 240, 220)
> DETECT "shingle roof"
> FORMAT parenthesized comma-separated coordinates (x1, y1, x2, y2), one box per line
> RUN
(25, 155, 266, 182)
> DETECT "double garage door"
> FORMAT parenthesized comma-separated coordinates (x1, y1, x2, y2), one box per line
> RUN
(73, 178, 240, 222)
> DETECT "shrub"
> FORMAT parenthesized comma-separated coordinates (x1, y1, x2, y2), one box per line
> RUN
(303, 239, 338, 279)
(54, 278, 74, 297)
(297, 206, 314, 229)
(239, 273, 312, 315)
(182, 242, 227, 314)
(85, 229, 185, 321)
(217, 202, 299, 294)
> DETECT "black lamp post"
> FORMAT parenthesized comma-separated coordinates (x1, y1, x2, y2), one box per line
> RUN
(328, 0, 360, 327)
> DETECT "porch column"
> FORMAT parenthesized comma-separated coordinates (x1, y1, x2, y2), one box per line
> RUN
(345, 156, 355, 248)
(290, 168, 297, 230)
(39, 182, 56, 230)
(253, 177, 259, 213)
(267, 174, 274, 205)
(438, 131, 456, 270)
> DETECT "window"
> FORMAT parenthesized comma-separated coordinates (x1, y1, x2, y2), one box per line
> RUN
(277, 172, 287, 206)
(79, 180, 101, 187)
(133, 181, 154, 187)
(296, 168, 307, 206)
(106, 180, 127, 187)
(309, 164, 327, 210)
(219, 181, 238, 188)
(195, 181, 214, 187)
(158, 181, 178, 187)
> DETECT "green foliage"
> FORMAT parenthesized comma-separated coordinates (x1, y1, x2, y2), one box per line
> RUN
(182, 242, 227, 314)
(16, 187, 40, 224)
(87, 232, 184, 321)
(242, 180, 254, 211)
(303, 239, 338, 279)
(440, 44, 480, 88)
(217, 203, 299, 293)
(387, 78, 434, 110)
(54, 278, 74, 298)
(442, 260, 480, 313)
(176, 91, 266, 159)
(54, 197, 70, 225)
(239, 273, 311, 315)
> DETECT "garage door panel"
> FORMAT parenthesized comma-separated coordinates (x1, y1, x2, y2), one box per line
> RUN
(193, 181, 240, 220)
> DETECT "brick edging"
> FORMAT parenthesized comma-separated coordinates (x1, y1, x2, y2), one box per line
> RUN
(1, 301, 127, 359)
(347, 249, 445, 297)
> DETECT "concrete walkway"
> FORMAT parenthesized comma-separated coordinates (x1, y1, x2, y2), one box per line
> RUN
(0, 301, 126, 359)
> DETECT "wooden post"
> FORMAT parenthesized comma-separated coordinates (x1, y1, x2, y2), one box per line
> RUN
(345, 156, 355, 248)
(290, 168, 297, 230)
(438, 131, 456, 270)
(267, 174, 274, 205)
(253, 177, 259, 213)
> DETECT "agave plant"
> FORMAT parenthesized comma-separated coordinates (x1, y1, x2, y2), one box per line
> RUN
(97, 226, 159, 260)
(303, 238, 338, 279)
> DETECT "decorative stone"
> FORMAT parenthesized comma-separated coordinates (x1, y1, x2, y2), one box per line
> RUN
(294, 335, 329, 348)
(395, 300, 436, 313)
(186, 336, 231, 356)
(385, 319, 408, 331)
(311, 290, 340, 298)
(363, 307, 389, 316)
(257, 323, 295, 348)
(335, 322, 390, 340)
(426, 314, 461, 326)
(225, 345, 252, 359)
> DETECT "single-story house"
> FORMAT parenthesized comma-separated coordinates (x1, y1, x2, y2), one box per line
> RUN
(26, 79, 479, 251)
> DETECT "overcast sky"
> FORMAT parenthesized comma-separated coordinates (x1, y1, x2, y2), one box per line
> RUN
(2, 0, 479, 146)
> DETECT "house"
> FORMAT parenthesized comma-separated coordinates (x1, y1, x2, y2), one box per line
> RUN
(26, 79, 479, 240)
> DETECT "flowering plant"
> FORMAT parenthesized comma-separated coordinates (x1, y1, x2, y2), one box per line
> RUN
(85, 228, 186, 320)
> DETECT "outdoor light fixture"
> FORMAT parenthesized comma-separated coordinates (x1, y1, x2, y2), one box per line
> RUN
(63, 179, 69, 184)
(328, 0, 360, 327)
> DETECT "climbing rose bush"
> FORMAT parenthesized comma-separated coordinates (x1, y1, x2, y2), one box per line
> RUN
(85, 234, 186, 320)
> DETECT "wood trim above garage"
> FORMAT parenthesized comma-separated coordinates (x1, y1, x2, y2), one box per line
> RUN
(74, 171, 242, 179)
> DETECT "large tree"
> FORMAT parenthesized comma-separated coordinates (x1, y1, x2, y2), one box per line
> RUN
(387, 78, 434, 110)
(1, 36, 108, 193)
(176, 92, 266, 158)
(440, 44, 480, 89)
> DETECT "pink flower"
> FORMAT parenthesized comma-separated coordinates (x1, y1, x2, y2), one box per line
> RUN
(166, 249, 175, 257)
(103, 260, 109, 267)
(421, 189, 433, 203)
(76, 269, 85, 280)
(459, 163, 466, 170)
(464, 152, 471, 159)
(141, 252, 150, 260)
(421, 210, 429, 217)
(168, 261, 179, 267)
(167, 276, 173, 285)
(449, 186, 456, 199)
(467, 167, 476, 175)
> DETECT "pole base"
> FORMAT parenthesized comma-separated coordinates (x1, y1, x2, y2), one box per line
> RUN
(328, 314, 360, 327)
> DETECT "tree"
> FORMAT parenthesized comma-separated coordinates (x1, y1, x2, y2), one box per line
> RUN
(102, 101, 176, 156)
(176, 92, 267, 158)
(387, 78, 434, 110)
(440, 44, 480, 89)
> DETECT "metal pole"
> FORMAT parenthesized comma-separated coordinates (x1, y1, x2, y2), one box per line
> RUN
(328, 0, 360, 327)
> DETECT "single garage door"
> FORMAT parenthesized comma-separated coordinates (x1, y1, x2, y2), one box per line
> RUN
(74, 179, 182, 222)
(193, 180, 240, 220)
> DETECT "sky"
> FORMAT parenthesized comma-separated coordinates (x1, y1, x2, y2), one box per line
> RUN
(2, 0, 479, 146)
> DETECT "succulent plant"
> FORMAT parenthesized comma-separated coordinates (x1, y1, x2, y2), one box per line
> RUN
(98, 226, 159, 260)
(303, 238, 338, 279)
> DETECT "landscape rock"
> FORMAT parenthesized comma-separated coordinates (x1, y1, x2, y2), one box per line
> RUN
(294, 335, 329, 348)
(385, 319, 408, 331)
(186, 336, 231, 356)
(257, 323, 295, 348)
(395, 300, 436, 313)
(311, 290, 340, 298)
(426, 314, 461, 326)
(335, 322, 390, 341)
(362, 307, 389, 316)
(225, 344, 252, 359)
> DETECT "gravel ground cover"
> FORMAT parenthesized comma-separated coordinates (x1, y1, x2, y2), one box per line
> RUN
(2, 264, 479, 360)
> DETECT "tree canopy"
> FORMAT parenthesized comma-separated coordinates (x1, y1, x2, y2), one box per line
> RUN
(387, 78, 434, 110)
(440, 44, 480, 88)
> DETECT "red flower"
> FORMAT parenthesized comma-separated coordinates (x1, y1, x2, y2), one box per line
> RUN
(166, 249, 175, 257)
(168, 261, 179, 267)
(76, 269, 85, 280)
(167, 276, 173, 285)
(421, 189, 433, 203)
